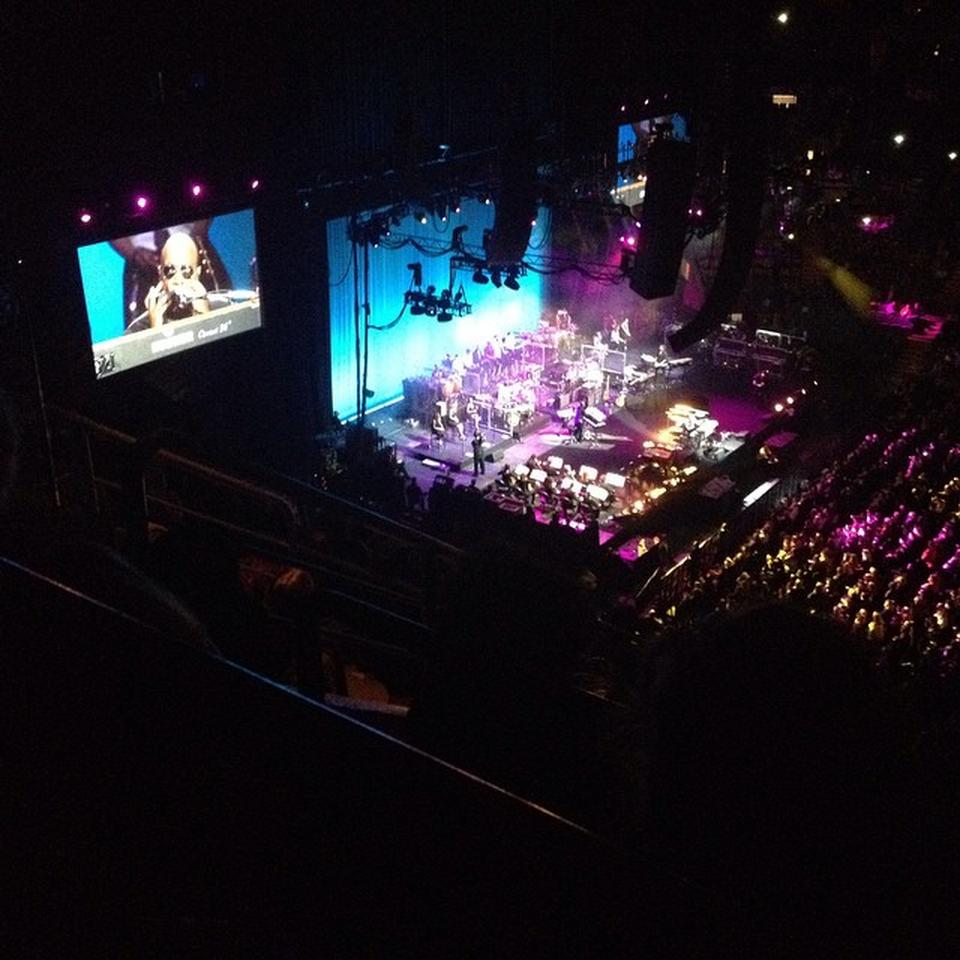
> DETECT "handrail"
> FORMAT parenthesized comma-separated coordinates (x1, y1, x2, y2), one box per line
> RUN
(0, 551, 600, 841)
(52, 406, 302, 534)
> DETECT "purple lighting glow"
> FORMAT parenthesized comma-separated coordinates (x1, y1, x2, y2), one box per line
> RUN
(135, 195, 148, 210)
(190, 183, 203, 197)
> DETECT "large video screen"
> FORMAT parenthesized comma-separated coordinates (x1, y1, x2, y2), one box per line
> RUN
(617, 112, 689, 191)
(77, 208, 261, 379)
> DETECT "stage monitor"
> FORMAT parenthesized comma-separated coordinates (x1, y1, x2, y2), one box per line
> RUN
(77, 208, 261, 379)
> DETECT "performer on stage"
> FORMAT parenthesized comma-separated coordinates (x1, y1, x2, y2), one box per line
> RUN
(465, 396, 480, 433)
(430, 405, 446, 446)
(572, 401, 586, 444)
(446, 398, 465, 440)
(471, 429, 486, 476)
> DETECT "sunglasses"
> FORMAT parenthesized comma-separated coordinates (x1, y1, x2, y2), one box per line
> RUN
(161, 264, 197, 280)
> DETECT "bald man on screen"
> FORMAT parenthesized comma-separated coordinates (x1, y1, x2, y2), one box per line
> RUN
(125, 234, 210, 334)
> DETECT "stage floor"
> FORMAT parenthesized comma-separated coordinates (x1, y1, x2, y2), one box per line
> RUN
(369, 373, 772, 514)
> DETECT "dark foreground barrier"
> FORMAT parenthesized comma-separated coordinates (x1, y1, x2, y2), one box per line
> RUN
(0, 555, 704, 958)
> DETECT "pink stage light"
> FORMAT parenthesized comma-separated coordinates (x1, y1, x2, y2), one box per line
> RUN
(79, 211, 92, 224)
(250, 178, 260, 190)
(135, 195, 148, 210)
(190, 183, 203, 197)
(626, 236, 636, 246)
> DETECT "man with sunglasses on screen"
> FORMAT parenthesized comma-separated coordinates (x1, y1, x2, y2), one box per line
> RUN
(125, 233, 210, 333)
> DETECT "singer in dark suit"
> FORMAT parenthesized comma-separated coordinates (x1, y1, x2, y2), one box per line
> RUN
(124, 234, 211, 333)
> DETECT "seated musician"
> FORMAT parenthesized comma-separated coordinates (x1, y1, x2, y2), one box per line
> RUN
(446, 399, 465, 440)
(430, 404, 445, 445)
(464, 395, 480, 432)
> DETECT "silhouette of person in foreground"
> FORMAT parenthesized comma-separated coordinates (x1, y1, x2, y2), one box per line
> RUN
(611, 603, 952, 958)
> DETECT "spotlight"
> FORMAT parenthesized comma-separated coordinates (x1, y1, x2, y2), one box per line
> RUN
(786, 396, 795, 405)
(79, 211, 92, 224)
(135, 195, 149, 211)
(410, 301, 426, 316)
(437, 310, 453, 323)
(417, 212, 428, 224)
(483, 196, 491, 205)
(950, 152, 958, 161)
(776, 11, 789, 24)
(490, 269, 502, 288)
(472, 268, 488, 284)
(190, 183, 203, 198)
(504, 268, 520, 291)
(861, 216, 872, 225)
(250, 178, 261, 190)
(774, 402, 784, 413)
(893, 132, 906, 146)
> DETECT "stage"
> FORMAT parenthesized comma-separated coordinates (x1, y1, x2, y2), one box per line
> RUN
(366, 364, 774, 562)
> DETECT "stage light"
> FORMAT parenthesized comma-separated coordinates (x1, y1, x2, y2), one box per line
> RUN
(861, 215, 872, 225)
(409, 302, 426, 316)
(530, 219, 537, 227)
(893, 132, 906, 145)
(786, 232, 795, 240)
(776, 11, 789, 24)
(472, 268, 488, 284)
(250, 178, 260, 190)
(806, 149, 815, 160)
(786, 396, 794, 405)
(504, 268, 520, 291)
(774, 402, 784, 412)
(437, 310, 453, 323)
(490, 269, 502, 288)
(417, 212, 428, 224)
(483, 196, 491, 205)
(190, 183, 203, 198)
(949, 151, 958, 161)
(135, 195, 149, 210)
(454, 203, 461, 213)
(79, 211, 92, 224)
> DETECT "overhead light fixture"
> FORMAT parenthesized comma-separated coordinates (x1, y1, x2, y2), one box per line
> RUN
(472, 268, 488, 284)
(504, 267, 520, 291)
(949, 151, 958, 161)
(437, 310, 453, 323)
(490, 269, 502, 288)
(417, 212, 428, 224)
(776, 11, 789, 24)
(893, 132, 906, 146)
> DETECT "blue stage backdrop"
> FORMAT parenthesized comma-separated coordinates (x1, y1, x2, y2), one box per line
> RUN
(328, 199, 547, 421)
